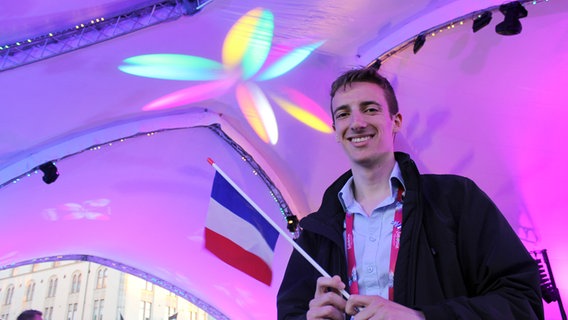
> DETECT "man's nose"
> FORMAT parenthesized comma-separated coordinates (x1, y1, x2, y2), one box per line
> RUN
(350, 111, 366, 129)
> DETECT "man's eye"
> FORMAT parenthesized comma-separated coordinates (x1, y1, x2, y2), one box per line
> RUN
(365, 107, 379, 113)
(335, 112, 348, 119)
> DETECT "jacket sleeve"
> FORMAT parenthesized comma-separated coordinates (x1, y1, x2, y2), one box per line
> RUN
(277, 231, 319, 320)
(278, 171, 352, 319)
(418, 177, 544, 320)
(277, 225, 348, 320)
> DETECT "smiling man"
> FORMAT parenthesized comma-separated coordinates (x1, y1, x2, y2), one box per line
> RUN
(277, 67, 544, 319)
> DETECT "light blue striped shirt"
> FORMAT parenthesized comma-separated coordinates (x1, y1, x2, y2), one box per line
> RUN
(338, 163, 405, 298)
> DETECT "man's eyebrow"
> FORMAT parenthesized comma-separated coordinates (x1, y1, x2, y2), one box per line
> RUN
(332, 104, 349, 115)
(332, 101, 383, 116)
(361, 100, 382, 107)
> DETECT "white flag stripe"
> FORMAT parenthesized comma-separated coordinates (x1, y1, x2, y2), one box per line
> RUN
(206, 199, 274, 265)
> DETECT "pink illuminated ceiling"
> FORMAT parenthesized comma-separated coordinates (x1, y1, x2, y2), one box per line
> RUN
(117, 7, 329, 144)
(1, 0, 568, 319)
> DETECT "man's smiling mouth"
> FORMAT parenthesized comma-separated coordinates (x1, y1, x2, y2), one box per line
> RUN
(349, 135, 373, 143)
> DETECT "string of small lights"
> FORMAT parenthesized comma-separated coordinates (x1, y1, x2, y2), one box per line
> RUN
(0, 119, 298, 234)
(367, 0, 552, 68)
(0, 0, 215, 72)
(208, 124, 299, 236)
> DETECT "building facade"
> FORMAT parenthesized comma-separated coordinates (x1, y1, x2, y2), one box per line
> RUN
(0, 261, 212, 320)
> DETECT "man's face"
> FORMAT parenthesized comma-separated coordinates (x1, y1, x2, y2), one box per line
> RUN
(331, 81, 401, 166)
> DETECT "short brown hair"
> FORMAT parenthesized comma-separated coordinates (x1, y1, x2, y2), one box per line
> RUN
(17, 310, 42, 320)
(330, 67, 399, 119)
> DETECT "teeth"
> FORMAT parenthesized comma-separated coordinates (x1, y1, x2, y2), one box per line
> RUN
(351, 136, 370, 143)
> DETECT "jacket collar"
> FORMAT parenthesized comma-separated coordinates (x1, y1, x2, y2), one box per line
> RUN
(300, 152, 419, 244)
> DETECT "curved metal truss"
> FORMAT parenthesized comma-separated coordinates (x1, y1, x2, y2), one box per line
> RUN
(0, 0, 213, 72)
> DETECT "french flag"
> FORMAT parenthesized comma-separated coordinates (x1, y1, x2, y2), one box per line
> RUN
(205, 171, 279, 285)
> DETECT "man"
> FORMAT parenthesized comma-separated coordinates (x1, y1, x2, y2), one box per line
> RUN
(277, 67, 543, 319)
(17, 310, 43, 320)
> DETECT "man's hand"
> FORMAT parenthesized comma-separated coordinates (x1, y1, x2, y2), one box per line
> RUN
(346, 295, 425, 320)
(307, 276, 347, 320)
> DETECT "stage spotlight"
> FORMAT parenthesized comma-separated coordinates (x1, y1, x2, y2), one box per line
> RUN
(413, 33, 426, 54)
(368, 59, 382, 71)
(472, 11, 492, 33)
(496, 1, 528, 36)
(39, 162, 59, 184)
(285, 215, 299, 233)
(180, 0, 201, 16)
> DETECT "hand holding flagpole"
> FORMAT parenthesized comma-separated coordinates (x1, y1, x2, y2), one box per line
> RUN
(207, 158, 350, 300)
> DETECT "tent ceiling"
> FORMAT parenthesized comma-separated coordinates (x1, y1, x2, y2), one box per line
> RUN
(1, 0, 567, 319)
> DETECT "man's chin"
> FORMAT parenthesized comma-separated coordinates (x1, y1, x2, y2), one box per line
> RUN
(350, 156, 376, 168)
(349, 153, 393, 168)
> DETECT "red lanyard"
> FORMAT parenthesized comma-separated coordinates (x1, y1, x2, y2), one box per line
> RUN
(345, 187, 404, 300)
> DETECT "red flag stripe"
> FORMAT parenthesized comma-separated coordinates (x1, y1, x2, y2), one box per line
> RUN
(205, 228, 273, 285)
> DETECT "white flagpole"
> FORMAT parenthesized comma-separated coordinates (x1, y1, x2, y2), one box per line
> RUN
(208, 158, 350, 300)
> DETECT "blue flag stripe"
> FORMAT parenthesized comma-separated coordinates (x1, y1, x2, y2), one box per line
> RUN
(211, 172, 279, 250)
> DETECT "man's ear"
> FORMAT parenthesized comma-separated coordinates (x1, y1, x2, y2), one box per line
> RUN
(392, 113, 402, 133)
(332, 123, 340, 142)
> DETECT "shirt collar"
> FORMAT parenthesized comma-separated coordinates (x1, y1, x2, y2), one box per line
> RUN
(338, 162, 406, 212)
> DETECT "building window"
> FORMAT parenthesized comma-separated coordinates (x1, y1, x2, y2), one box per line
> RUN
(4, 285, 14, 305)
(166, 307, 177, 320)
(44, 306, 54, 320)
(139, 301, 152, 320)
(67, 302, 78, 320)
(47, 277, 58, 298)
(92, 299, 104, 320)
(1, 313, 9, 320)
(96, 268, 107, 289)
(71, 272, 82, 293)
(144, 281, 153, 291)
(93, 300, 98, 320)
(25, 281, 36, 301)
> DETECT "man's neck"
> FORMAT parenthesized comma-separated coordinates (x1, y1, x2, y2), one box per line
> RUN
(351, 154, 397, 215)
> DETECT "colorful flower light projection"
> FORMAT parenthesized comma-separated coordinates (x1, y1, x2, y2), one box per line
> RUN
(119, 7, 332, 145)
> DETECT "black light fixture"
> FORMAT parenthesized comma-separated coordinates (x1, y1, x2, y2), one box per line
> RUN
(413, 33, 426, 54)
(495, 1, 528, 36)
(532, 249, 567, 319)
(369, 58, 382, 71)
(472, 11, 492, 33)
(180, 0, 201, 16)
(285, 215, 299, 233)
(39, 162, 59, 184)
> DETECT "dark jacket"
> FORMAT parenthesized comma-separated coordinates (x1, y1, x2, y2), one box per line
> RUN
(277, 152, 543, 319)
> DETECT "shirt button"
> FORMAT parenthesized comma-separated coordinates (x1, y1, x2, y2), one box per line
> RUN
(367, 266, 374, 273)
(369, 236, 376, 242)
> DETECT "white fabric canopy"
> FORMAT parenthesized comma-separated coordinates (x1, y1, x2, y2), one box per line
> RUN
(1, 0, 567, 318)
